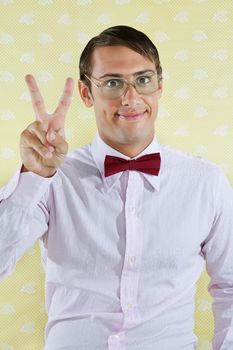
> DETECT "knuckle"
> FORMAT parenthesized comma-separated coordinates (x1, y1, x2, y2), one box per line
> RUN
(60, 99, 69, 107)
(34, 99, 43, 108)
(20, 128, 30, 140)
(27, 120, 41, 132)
(34, 120, 43, 130)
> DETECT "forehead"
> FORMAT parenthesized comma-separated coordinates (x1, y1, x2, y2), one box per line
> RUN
(91, 46, 155, 77)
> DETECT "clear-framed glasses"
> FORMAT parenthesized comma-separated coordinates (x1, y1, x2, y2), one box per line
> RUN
(84, 70, 160, 99)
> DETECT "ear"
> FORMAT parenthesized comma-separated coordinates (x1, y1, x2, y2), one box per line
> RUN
(78, 80, 93, 107)
(157, 80, 163, 99)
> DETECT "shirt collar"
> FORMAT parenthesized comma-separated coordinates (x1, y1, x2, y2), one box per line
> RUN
(91, 133, 161, 192)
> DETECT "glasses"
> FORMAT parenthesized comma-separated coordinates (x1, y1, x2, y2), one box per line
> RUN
(84, 71, 160, 99)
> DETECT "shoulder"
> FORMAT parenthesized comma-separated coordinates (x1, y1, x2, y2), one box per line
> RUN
(57, 143, 99, 179)
(160, 144, 222, 184)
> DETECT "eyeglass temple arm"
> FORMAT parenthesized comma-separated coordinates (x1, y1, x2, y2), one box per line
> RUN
(84, 74, 99, 88)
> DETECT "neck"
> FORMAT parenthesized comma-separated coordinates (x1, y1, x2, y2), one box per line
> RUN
(103, 137, 154, 158)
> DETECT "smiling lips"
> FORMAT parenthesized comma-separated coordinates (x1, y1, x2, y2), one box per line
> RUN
(117, 110, 146, 121)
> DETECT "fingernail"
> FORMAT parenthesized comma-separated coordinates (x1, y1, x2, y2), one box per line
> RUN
(45, 152, 52, 158)
(49, 131, 56, 141)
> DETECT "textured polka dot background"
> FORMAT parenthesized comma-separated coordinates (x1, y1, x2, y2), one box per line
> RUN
(0, 1, 232, 349)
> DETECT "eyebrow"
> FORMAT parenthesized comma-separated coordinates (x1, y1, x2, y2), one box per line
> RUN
(98, 69, 155, 79)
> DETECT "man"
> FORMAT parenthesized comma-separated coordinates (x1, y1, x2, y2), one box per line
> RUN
(0, 25, 233, 350)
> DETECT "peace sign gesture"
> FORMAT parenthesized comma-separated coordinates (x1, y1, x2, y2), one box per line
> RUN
(20, 75, 75, 177)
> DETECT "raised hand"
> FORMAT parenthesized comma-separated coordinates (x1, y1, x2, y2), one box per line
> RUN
(20, 74, 75, 177)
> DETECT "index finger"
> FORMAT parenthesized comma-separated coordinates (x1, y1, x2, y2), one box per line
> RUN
(25, 74, 46, 119)
(54, 77, 75, 117)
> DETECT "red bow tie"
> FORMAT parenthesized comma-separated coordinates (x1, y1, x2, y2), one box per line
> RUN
(104, 153, 161, 177)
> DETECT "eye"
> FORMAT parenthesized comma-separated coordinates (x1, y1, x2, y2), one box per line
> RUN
(136, 75, 151, 85)
(103, 79, 124, 89)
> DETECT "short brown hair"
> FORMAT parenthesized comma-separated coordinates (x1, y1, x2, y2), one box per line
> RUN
(79, 25, 162, 90)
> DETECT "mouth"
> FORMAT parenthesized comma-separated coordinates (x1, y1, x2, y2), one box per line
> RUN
(116, 111, 147, 122)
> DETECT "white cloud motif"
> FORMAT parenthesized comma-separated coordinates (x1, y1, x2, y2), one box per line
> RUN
(0, 304, 15, 314)
(0, 0, 13, 4)
(38, 71, 54, 82)
(58, 13, 72, 25)
(19, 13, 34, 25)
(161, 70, 169, 80)
(20, 90, 31, 101)
(59, 52, 73, 64)
(192, 31, 208, 42)
(78, 109, 93, 120)
(154, 0, 170, 4)
(38, 0, 53, 4)
(27, 247, 36, 255)
(155, 32, 169, 42)
(194, 145, 208, 157)
(0, 109, 15, 120)
(136, 12, 149, 24)
(21, 282, 36, 294)
(213, 125, 230, 137)
(212, 49, 228, 61)
(219, 163, 229, 175)
(0, 148, 16, 158)
(39, 33, 54, 44)
(0, 32, 14, 44)
(0, 71, 15, 82)
(174, 88, 189, 99)
(1, 344, 14, 350)
(76, 0, 92, 4)
(193, 69, 208, 80)
(76, 32, 91, 45)
(192, 0, 208, 3)
(158, 107, 170, 118)
(174, 50, 188, 61)
(194, 106, 208, 118)
(174, 11, 188, 23)
(198, 339, 213, 350)
(116, 0, 131, 4)
(174, 126, 190, 137)
(20, 322, 35, 334)
(213, 10, 228, 22)
(64, 128, 74, 140)
(97, 13, 112, 24)
(197, 298, 212, 311)
(213, 87, 228, 98)
(20, 51, 35, 64)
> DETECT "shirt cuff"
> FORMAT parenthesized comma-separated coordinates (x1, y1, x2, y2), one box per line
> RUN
(1, 166, 56, 208)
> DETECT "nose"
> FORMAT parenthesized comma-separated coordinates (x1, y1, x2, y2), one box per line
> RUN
(121, 83, 141, 107)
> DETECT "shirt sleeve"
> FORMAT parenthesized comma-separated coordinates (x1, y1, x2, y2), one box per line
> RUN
(0, 167, 54, 280)
(201, 170, 233, 350)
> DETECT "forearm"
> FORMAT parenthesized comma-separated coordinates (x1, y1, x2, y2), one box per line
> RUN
(0, 171, 52, 279)
(210, 285, 233, 349)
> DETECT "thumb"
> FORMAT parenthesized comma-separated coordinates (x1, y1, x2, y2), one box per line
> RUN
(47, 128, 64, 142)
(46, 129, 68, 155)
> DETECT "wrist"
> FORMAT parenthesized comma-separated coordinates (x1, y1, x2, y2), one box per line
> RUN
(21, 164, 57, 178)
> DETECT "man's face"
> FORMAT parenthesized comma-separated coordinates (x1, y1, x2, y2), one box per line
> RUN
(79, 45, 163, 155)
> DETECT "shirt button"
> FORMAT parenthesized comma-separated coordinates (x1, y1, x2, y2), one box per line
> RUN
(129, 256, 137, 264)
(129, 206, 136, 214)
(127, 302, 133, 310)
(111, 334, 119, 341)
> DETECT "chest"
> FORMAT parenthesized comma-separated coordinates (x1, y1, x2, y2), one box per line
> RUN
(45, 171, 213, 278)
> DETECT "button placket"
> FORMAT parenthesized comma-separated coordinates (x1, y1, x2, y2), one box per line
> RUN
(108, 331, 126, 350)
(120, 172, 143, 328)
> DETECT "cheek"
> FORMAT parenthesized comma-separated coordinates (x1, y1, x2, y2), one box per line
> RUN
(149, 97, 159, 112)
(95, 100, 119, 118)
(93, 101, 118, 127)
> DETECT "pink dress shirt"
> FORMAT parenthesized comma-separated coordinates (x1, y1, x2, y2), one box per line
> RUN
(0, 134, 233, 350)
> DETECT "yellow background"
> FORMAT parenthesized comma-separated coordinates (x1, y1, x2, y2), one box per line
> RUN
(0, 1, 233, 349)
